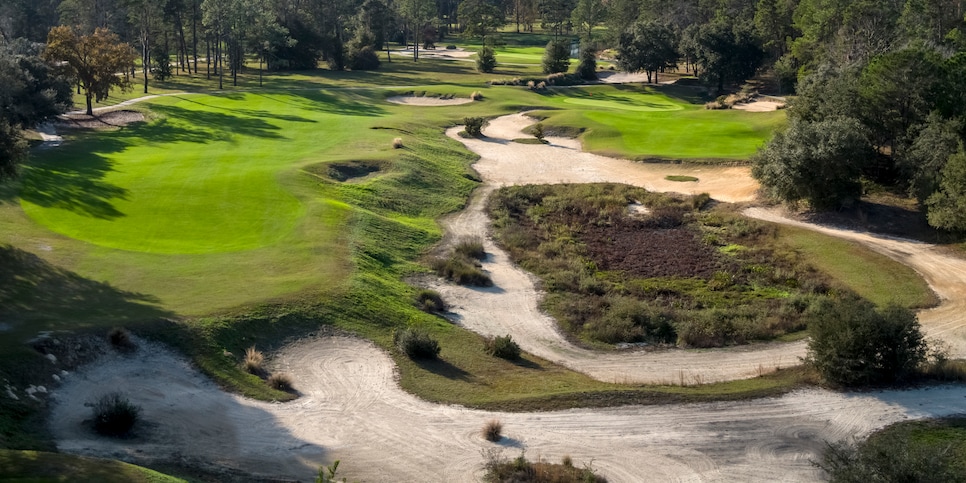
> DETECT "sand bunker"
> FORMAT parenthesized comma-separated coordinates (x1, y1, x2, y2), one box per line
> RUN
(48, 336, 966, 482)
(387, 95, 474, 106)
(733, 100, 786, 112)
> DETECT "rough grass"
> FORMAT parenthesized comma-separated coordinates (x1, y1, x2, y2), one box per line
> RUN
(244, 346, 265, 374)
(267, 372, 294, 391)
(488, 183, 849, 347)
(415, 289, 447, 312)
(665, 175, 699, 182)
(0, 449, 187, 482)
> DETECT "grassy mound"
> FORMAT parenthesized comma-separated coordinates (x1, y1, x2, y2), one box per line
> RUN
(0, 449, 187, 482)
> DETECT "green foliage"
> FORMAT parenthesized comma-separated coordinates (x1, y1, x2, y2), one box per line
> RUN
(820, 418, 966, 483)
(542, 40, 571, 74)
(394, 328, 441, 360)
(0, 119, 27, 181)
(805, 298, 927, 386)
(484, 334, 521, 360)
(617, 21, 678, 83)
(0, 450, 188, 482)
(477, 45, 498, 73)
(151, 45, 172, 81)
(575, 48, 597, 80)
(348, 46, 381, 71)
(684, 19, 764, 93)
(532, 122, 545, 141)
(463, 116, 488, 136)
(89, 392, 141, 437)
(752, 117, 874, 209)
(926, 148, 966, 232)
(316, 460, 346, 483)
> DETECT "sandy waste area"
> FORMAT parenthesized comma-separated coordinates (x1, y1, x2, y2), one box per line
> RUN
(387, 95, 475, 106)
(47, 113, 966, 482)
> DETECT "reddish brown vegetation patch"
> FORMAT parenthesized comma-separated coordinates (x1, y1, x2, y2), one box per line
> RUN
(579, 223, 722, 279)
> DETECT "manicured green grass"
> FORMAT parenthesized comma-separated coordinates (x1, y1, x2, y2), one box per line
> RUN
(776, 225, 938, 309)
(533, 85, 785, 161)
(0, 449, 187, 482)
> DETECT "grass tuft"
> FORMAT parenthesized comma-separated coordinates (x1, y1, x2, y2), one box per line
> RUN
(454, 237, 486, 260)
(484, 334, 521, 360)
(483, 419, 503, 442)
(89, 392, 140, 437)
(415, 289, 447, 312)
(267, 372, 294, 391)
(392, 137, 403, 149)
(244, 346, 265, 375)
(107, 327, 136, 352)
(394, 328, 441, 360)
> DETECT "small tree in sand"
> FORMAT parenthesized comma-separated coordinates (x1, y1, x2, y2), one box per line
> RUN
(44, 26, 137, 116)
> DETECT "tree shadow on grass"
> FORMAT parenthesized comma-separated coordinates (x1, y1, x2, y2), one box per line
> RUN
(150, 104, 286, 141)
(0, 245, 173, 334)
(415, 357, 473, 382)
(18, 154, 128, 220)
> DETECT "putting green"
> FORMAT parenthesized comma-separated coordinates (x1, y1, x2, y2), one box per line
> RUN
(562, 97, 683, 111)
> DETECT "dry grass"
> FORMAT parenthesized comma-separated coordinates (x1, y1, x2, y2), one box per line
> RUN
(392, 137, 403, 149)
(244, 346, 265, 374)
(483, 419, 503, 442)
(267, 372, 294, 391)
(471, 91, 483, 101)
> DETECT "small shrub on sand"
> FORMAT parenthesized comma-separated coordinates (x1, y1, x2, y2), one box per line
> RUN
(532, 123, 545, 142)
(454, 237, 486, 260)
(483, 419, 503, 442)
(394, 328, 441, 359)
(107, 327, 136, 352)
(415, 289, 447, 312)
(89, 392, 140, 436)
(392, 137, 403, 149)
(484, 334, 521, 360)
(463, 117, 487, 137)
(430, 255, 492, 286)
(484, 452, 608, 483)
(268, 372, 294, 391)
(244, 346, 265, 374)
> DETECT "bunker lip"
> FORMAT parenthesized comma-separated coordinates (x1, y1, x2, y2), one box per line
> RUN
(386, 95, 474, 106)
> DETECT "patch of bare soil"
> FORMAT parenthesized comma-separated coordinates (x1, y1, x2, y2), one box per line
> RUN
(57, 110, 145, 129)
(387, 95, 474, 106)
(48, 336, 966, 482)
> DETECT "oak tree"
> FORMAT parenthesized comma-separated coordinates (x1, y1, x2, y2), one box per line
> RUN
(44, 26, 137, 116)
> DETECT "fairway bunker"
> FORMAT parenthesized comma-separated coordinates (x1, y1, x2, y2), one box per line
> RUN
(319, 160, 387, 182)
(387, 95, 474, 106)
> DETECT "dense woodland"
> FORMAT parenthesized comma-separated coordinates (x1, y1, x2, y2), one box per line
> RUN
(2, 0, 966, 228)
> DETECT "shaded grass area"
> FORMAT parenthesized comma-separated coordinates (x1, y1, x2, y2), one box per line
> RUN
(0, 449, 187, 482)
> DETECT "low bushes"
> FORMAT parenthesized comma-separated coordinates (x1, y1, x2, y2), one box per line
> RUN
(394, 328, 441, 360)
(267, 372, 294, 391)
(430, 237, 492, 286)
(89, 392, 140, 437)
(484, 335, 521, 360)
(484, 453, 608, 483)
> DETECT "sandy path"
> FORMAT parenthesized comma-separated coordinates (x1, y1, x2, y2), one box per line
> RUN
(732, 100, 785, 112)
(435, 113, 797, 384)
(48, 337, 966, 482)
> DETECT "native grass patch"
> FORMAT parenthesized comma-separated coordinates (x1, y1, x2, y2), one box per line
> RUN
(488, 183, 862, 348)
(484, 451, 608, 483)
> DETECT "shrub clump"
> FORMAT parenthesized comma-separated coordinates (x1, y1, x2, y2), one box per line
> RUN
(107, 327, 136, 352)
(576, 48, 597, 80)
(89, 392, 141, 437)
(484, 334, 521, 360)
(454, 237, 486, 260)
(244, 346, 265, 374)
(463, 116, 487, 137)
(431, 256, 492, 286)
(268, 372, 294, 391)
(484, 452, 608, 483)
(471, 91, 484, 101)
(805, 298, 927, 386)
(394, 328, 441, 359)
(392, 137, 403, 149)
(483, 419, 503, 442)
(415, 289, 447, 312)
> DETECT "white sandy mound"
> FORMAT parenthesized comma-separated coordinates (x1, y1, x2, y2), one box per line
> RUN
(733, 100, 786, 112)
(48, 336, 966, 482)
(387, 95, 474, 106)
